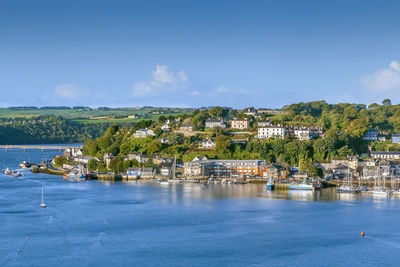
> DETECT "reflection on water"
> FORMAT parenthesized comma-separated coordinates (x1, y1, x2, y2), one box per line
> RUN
(110, 181, 397, 203)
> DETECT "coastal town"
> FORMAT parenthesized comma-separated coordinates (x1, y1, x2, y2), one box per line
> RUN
(6, 102, 396, 195)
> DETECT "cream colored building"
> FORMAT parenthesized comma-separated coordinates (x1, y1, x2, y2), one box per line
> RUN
(230, 119, 249, 129)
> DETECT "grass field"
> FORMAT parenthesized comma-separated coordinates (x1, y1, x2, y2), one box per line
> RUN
(0, 107, 193, 124)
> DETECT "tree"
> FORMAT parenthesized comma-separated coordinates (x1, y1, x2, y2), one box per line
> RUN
(54, 156, 67, 168)
(157, 115, 167, 124)
(382, 99, 392, 106)
(168, 133, 184, 145)
(209, 106, 223, 118)
(143, 140, 162, 155)
(83, 139, 99, 156)
(215, 135, 231, 154)
(88, 159, 98, 171)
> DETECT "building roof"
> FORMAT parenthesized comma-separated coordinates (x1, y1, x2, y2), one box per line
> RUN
(206, 118, 223, 122)
(371, 151, 400, 155)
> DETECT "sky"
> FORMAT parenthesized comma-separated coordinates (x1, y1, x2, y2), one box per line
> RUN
(0, 0, 400, 108)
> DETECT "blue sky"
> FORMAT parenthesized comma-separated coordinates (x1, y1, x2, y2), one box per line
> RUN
(1, 0, 400, 108)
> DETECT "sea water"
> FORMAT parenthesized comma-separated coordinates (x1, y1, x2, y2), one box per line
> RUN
(0, 148, 399, 266)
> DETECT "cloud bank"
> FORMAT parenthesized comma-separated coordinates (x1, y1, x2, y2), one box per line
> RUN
(132, 65, 189, 96)
(361, 61, 400, 91)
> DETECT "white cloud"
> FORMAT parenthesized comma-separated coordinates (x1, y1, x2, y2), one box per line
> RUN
(132, 65, 189, 96)
(212, 86, 248, 95)
(361, 61, 400, 91)
(53, 83, 90, 100)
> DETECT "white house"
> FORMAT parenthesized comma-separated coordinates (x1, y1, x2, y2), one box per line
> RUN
(200, 138, 216, 149)
(257, 119, 271, 127)
(205, 119, 225, 128)
(133, 129, 155, 138)
(258, 125, 285, 139)
(161, 120, 170, 131)
(294, 128, 311, 140)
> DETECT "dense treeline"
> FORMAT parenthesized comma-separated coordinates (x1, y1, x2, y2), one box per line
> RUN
(0, 115, 130, 144)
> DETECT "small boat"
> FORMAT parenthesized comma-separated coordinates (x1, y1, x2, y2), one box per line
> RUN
(11, 171, 22, 178)
(372, 187, 391, 197)
(356, 185, 368, 192)
(337, 185, 357, 193)
(40, 186, 47, 208)
(19, 161, 32, 169)
(313, 180, 323, 190)
(266, 178, 275, 190)
(160, 181, 169, 185)
(65, 172, 86, 181)
(289, 182, 314, 190)
(2, 168, 11, 175)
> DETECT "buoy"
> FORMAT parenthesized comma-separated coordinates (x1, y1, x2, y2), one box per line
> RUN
(361, 231, 365, 237)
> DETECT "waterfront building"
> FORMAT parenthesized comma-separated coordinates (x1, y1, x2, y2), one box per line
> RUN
(364, 129, 378, 141)
(392, 134, 400, 144)
(128, 153, 150, 163)
(103, 153, 115, 168)
(258, 125, 285, 139)
(348, 156, 361, 170)
(126, 167, 155, 178)
(230, 119, 249, 129)
(184, 158, 279, 178)
(160, 167, 171, 176)
(205, 118, 225, 129)
(74, 156, 99, 164)
(133, 129, 155, 138)
(371, 151, 400, 160)
(152, 156, 174, 165)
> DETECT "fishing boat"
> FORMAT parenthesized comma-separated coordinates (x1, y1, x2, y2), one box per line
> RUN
(266, 177, 275, 190)
(289, 182, 314, 190)
(40, 186, 47, 208)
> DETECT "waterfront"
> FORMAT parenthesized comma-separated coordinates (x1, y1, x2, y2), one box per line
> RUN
(2, 150, 400, 266)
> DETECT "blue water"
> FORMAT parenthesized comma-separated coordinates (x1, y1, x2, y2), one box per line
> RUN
(1, 149, 400, 266)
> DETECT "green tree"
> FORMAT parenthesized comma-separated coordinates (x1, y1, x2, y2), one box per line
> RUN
(88, 159, 98, 171)
(215, 135, 231, 154)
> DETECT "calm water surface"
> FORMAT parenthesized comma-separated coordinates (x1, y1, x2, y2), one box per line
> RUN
(1, 149, 400, 266)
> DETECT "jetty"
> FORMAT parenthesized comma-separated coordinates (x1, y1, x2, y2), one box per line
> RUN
(0, 145, 78, 152)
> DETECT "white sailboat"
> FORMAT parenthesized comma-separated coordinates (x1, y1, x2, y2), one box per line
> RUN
(372, 166, 391, 197)
(167, 157, 181, 183)
(337, 166, 357, 193)
(40, 186, 47, 208)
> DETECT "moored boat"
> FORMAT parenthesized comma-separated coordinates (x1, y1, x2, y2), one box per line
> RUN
(266, 178, 275, 190)
(337, 185, 357, 193)
(19, 161, 32, 169)
(289, 182, 314, 190)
